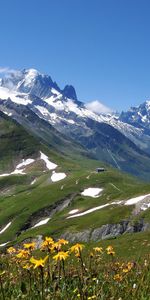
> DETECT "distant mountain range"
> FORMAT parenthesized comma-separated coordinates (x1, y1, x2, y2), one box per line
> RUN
(120, 101, 150, 133)
(1, 68, 150, 179)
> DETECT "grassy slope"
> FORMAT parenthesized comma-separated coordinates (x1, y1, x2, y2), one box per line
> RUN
(0, 111, 41, 172)
(0, 110, 87, 193)
(0, 110, 88, 172)
(1, 158, 150, 255)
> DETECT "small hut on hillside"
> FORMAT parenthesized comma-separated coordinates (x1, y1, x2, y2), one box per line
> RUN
(96, 167, 105, 173)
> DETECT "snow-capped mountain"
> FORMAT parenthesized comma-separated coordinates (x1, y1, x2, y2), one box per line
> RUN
(0, 68, 109, 120)
(120, 101, 150, 132)
(0, 68, 78, 101)
(1, 68, 150, 179)
(0, 68, 139, 131)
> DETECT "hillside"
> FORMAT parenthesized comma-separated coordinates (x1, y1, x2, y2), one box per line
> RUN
(0, 110, 87, 200)
(1, 147, 150, 256)
(0, 111, 40, 172)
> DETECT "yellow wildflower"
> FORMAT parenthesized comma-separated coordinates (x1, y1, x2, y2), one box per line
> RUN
(113, 273, 123, 282)
(53, 251, 69, 261)
(70, 243, 84, 254)
(30, 255, 48, 269)
(41, 237, 54, 251)
(16, 249, 30, 259)
(53, 242, 60, 251)
(127, 262, 134, 271)
(23, 242, 36, 250)
(45, 236, 54, 243)
(53, 239, 68, 251)
(122, 268, 129, 273)
(44, 237, 54, 246)
(57, 239, 68, 246)
(93, 247, 103, 253)
(106, 245, 115, 256)
(7, 247, 16, 254)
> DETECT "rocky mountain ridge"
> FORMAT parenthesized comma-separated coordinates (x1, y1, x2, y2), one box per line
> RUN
(1, 68, 150, 179)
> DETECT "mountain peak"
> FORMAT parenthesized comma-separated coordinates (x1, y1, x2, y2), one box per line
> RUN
(22, 68, 40, 79)
(16, 69, 54, 98)
(0, 68, 78, 102)
(20, 68, 40, 88)
(62, 85, 77, 101)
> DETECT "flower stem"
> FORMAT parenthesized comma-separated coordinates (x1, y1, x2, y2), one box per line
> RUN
(0, 276, 5, 300)
(40, 267, 44, 300)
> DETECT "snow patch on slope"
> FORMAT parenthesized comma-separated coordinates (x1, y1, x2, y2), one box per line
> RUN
(0, 86, 32, 105)
(22, 69, 39, 88)
(124, 194, 150, 205)
(51, 88, 60, 96)
(81, 187, 103, 198)
(0, 222, 11, 234)
(32, 217, 50, 228)
(0, 241, 10, 247)
(67, 193, 150, 219)
(67, 203, 110, 219)
(51, 171, 66, 182)
(3, 111, 12, 116)
(36, 106, 75, 125)
(44, 95, 111, 123)
(36, 106, 51, 117)
(68, 209, 79, 215)
(40, 152, 57, 170)
(31, 178, 37, 185)
(16, 158, 35, 170)
(0, 158, 35, 177)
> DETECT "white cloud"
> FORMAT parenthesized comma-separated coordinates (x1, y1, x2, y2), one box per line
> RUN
(0, 67, 10, 73)
(0, 67, 16, 74)
(86, 100, 112, 114)
(0, 67, 21, 78)
(0, 67, 22, 90)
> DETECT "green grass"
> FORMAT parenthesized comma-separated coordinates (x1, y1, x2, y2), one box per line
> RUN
(0, 112, 41, 172)
(1, 157, 150, 255)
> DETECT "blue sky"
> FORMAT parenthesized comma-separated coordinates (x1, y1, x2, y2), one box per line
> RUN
(0, 0, 150, 111)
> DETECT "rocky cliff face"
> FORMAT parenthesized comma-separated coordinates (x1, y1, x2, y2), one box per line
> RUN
(14, 219, 150, 248)
(61, 219, 150, 243)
